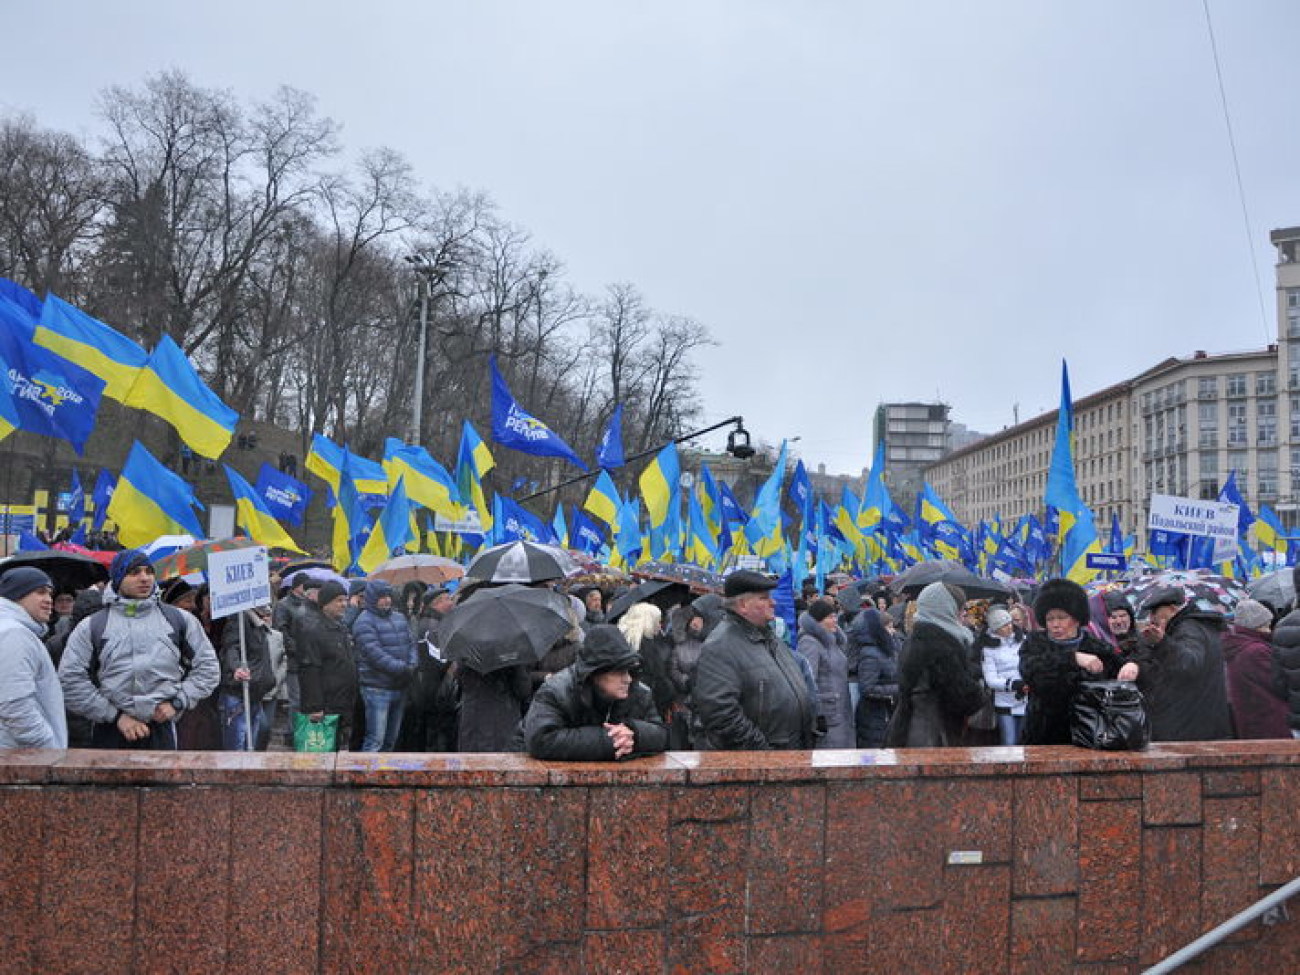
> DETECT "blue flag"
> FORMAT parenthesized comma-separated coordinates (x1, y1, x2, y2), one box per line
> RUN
(68, 469, 86, 524)
(254, 462, 313, 527)
(496, 496, 557, 544)
(0, 295, 105, 454)
(596, 404, 626, 469)
(489, 356, 587, 470)
(91, 469, 117, 531)
(571, 507, 606, 555)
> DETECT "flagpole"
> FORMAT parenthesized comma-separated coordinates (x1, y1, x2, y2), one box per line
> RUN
(1, 435, 17, 556)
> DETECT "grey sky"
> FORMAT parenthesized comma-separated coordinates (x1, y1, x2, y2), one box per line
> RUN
(3, 1, 1297, 477)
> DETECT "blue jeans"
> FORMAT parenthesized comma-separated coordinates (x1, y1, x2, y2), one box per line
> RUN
(360, 685, 406, 752)
(220, 692, 268, 751)
(997, 711, 1024, 747)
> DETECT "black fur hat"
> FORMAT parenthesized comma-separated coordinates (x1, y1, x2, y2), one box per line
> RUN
(1033, 578, 1090, 626)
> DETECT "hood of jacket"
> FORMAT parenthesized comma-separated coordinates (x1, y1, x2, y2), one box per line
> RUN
(363, 579, 394, 615)
(575, 624, 642, 681)
(797, 611, 836, 649)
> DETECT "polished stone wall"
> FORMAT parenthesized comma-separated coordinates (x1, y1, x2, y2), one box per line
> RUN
(1, 743, 1298, 973)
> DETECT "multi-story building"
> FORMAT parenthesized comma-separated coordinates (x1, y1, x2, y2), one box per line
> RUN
(873, 402, 957, 514)
(924, 225, 1300, 548)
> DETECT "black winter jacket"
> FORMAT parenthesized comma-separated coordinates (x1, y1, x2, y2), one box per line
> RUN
(1019, 630, 1121, 745)
(522, 668, 667, 760)
(296, 603, 358, 716)
(1273, 608, 1300, 731)
(1134, 606, 1231, 741)
(218, 610, 277, 699)
(691, 611, 815, 750)
(884, 621, 987, 748)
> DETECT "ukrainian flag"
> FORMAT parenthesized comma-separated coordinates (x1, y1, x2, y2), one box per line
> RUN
(224, 465, 305, 553)
(686, 489, 719, 567)
(358, 477, 415, 573)
(107, 441, 205, 548)
(35, 294, 148, 402)
(382, 438, 461, 518)
(744, 441, 788, 559)
(858, 440, 889, 532)
(331, 452, 368, 573)
(639, 442, 680, 526)
(584, 469, 622, 527)
(1044, 361, 1102, 583)
(306, 434, 388, 499)
(456, 421, 494, 532)
(1254, 505, 1285, 553)
(123, 335, 238, 458)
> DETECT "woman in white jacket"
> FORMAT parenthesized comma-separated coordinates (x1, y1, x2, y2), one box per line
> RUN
(978, 607, 1025, 746)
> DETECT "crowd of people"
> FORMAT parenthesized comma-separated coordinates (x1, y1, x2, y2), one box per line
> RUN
(1, 550, 1299, 757)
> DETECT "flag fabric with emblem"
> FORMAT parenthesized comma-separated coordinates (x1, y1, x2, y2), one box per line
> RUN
(91, 469, 117, 531)
(489, 356, 587, 469)
(253, 463, 312, 527)
(596, 404, 625, 469)
(224, 465, 305, 553)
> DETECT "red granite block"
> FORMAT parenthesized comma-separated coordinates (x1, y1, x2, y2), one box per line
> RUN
(1202, 796, 1261, 945)
(1260, 768, 1300, 884)
(37, 788, 138, 974)
(1079, 773, 1142, 802)
(588, 787, 669, 930)
(940, 864, 1011, 974)
(1140, 826, 1201, 966)
(135, 787, 232, 972)
(748, 784, 824, 935)
(542, 754, 690, 786)
(1202, 769, 1261, 797)
(227, 787, 322, 973)
(583, 930, 666, 975)
(668, 786, 749, 974)
(497, 787, 588, 969)
(334, 750, 546, 787)
(504, 940, 584, 974)
(0, 789, 44, 970)
(321, 788, 415, 972)
(1009, 896, 1076, 974)
(1076, 800, 1141, 963)
(748, 933, 824, 971)
(1142, 772, 1201, 825)
(864, 906, 942, 972)
(1242, 899, 1300, 972)
(413, 787, 504, 974)
(1013, 776, 1079, 897)
(0, 748, 54, 783)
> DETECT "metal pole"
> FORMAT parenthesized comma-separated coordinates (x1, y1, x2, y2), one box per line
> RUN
(1144, 873, 1300, 973)
(411, 274, 429, 444)
(237, 610, 254, 752)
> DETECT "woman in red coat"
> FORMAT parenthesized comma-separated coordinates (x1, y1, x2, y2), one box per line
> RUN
(1222, 599, 1290, 739)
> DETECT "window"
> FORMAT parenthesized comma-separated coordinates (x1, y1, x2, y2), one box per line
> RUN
(1226, 374, 1247, 397)
(1199, 453, 1218, 476)
(1198, 402, 1218, 428)
(1258, 372, 1277, 396)
(1198, 376, 1218, 399)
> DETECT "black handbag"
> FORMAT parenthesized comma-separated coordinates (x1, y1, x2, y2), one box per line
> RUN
(1071, 680, 1149, 751)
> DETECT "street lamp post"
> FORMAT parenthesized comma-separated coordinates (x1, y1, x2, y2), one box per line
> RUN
(404, 252, 456, 445)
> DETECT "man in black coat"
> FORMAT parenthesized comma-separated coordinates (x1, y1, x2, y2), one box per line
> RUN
(691, 571, 815, 750)
(1135, 586, 1231, 741)
(296, 581, 359, 750)
(1272, 567, 1300, 739)
(522, 625, 667, 760)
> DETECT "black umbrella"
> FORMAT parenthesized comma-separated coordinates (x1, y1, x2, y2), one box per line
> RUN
(889, 560, 1010, 601)
(605, 579, 691, 623)
(465, 541, 575, 585)
(0, 550, 109, 593)
(437, 584, 575, 674)
(631, 560, 724, 594)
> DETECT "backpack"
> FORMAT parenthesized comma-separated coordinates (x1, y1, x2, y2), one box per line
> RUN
(86, 603, 195, 686)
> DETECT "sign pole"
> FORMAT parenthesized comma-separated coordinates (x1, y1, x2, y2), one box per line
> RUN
(238, 609, 253, 752)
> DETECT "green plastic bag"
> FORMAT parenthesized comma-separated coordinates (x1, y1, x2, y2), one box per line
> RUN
(293, 712, 339, 752)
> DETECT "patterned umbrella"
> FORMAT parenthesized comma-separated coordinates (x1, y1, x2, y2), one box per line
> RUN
(153, 537, 261, 579)
(631, 560, 724, 594)
(1123, 569, 1247, 616)
(466, 541, 576, 585)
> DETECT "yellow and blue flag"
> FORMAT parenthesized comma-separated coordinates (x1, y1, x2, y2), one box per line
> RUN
(455, 420, 494, 532)
(859, 440, 890, 533)
(107, 441, 205, 548)
(639, 442, 680, 527)
(224, 465, 305, 553)
(124, 335, 238, 458)
(686, 489, 719, 567)
(35, 294, 148, 402)
(331, 450, 369, 573)
(489, 356, 587, 469)
(358, 477, 415, 573)
(584, 469, 622, 527)
(1254, 505, 1285, 554)
(744, 440, 788, 559)
(0, 294, 106, 453)
(1044, 361, 1102, 583)
(306, 434, 388, 500)
(382, 437, 461, 518)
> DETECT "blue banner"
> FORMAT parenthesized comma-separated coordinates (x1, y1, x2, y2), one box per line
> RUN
(253, 462, 313, 527)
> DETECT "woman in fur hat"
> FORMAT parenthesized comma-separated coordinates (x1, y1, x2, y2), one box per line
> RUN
(1019, 579, 1138, 745)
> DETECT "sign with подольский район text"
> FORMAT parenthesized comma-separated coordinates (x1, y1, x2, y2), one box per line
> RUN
(1146, 493, 1239, 561)
(207, 545, 271, 620)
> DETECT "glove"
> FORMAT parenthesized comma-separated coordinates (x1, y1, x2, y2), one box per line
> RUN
(1010, 679, 1026, 699)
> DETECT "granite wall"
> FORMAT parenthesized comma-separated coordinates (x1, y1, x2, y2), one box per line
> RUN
(1, 742, 1298, 974)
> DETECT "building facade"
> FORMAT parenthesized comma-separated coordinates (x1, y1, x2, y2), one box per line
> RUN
(924, 225, 1300, 549)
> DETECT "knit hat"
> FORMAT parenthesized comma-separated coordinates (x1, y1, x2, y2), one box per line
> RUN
(1033, 578, 1090, 627)
(0, 566, 54, 602)
(109, 549, 153, 593)
(986, 607, 1013, 632)
(808, 599, 836, 622)
(1233, 598, 1273, 631)
(317, 580, 347, 607)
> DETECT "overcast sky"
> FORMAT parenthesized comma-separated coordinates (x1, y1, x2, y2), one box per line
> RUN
(3, 1, 1297, 476)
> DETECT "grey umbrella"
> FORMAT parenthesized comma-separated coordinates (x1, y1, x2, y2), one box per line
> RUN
(437, 584, 575, 674)
(1247, 569, 1295, 613)
(889, 560, 1011, 601)
(465, 540, 575, 585)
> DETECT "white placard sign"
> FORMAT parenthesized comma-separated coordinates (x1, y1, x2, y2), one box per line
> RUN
(208, 545, 271, 620)
(433, 508, 484, 535)
(1147, 494, 1239, 543)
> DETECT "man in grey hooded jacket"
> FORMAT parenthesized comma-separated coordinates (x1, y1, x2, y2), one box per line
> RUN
(59, 549, 218, 749)
(0, 567, 66, 749)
